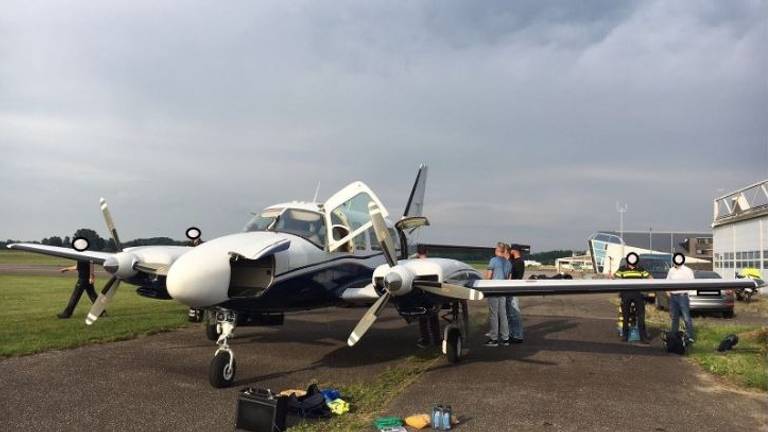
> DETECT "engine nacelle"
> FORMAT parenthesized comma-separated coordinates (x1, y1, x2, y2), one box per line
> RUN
(381, 265, 415, 297)
(102, 252, 138, 279)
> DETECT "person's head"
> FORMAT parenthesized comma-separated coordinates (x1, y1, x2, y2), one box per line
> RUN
(509, 245, 521, 259)
(672, 253, 685, 268)
(416, 244, 428, 258)
(495, 242, 508, 257)
(626, 252, 639, 268)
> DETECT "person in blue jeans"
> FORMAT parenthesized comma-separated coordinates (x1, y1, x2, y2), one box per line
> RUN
(666, 253, 695, 343)
(484, 242, 511, 347)
(506, 245, 525, 343)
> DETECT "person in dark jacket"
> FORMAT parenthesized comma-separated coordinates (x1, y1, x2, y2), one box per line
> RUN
(506, 245, 525, 343)
(415, 245, 441, 348)
(613, 252, 652, 343)
(57, 260, 98, 319)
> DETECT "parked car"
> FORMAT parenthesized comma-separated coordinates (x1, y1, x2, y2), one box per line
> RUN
(655, 270, 735, 318)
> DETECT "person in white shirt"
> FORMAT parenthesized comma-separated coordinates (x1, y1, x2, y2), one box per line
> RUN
(666, 253, 695, 343)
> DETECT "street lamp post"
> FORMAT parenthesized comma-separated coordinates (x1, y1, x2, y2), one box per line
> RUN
(616, 202, 628, 257)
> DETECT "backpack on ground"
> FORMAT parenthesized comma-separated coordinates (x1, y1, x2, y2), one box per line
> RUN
(663, 331, 688, 355)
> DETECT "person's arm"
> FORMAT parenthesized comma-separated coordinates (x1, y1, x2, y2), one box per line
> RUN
(89, 262, 95, 284)
(485, 258, 494, 280)
(59, 265, 77, 273)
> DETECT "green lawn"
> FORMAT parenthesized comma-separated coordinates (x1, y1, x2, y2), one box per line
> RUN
(0, 250, 72, 266)
(0, 274, 190, 357)
(640, 300, 767, 392)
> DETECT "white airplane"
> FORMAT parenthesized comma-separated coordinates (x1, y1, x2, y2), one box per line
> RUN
(8, 164, 760, 388)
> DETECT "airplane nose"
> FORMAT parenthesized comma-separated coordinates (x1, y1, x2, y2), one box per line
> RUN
(166, 249, 231, 308)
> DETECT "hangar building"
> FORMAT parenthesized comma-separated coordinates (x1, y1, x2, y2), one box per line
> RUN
(712, 179, 768, 280)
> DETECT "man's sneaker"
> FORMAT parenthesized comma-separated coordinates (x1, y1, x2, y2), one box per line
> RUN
(510, 338, 524, 344)
(484, 339, 499, 347)
(686, 338, 695, 345)
(56, 312, 71, 319)
(501, 339, 511, 346)
(416, 338, 428, 349)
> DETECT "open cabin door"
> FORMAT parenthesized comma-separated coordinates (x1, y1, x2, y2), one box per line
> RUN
(324, 181, 390, 252)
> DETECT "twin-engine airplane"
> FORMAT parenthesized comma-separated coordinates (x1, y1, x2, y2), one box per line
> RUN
(9, 164, 760, 388)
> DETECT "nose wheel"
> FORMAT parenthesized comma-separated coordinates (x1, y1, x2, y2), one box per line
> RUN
(209, 310, 237, 388)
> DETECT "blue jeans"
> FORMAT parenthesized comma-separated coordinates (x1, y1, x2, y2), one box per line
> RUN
(487, 297, 509, 341)
(670, 294, 694, 340)
(506, 296, 524, 339)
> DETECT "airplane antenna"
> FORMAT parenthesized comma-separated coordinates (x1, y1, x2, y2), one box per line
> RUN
(312, 181, 321, 202)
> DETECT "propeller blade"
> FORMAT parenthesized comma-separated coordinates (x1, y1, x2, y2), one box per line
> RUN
(347, 291, 390, 347)
(100, 198, 122, 252)
(85, 276, 120, 325)
(415, 281, 484, 301)
(368, 202, 397, 267)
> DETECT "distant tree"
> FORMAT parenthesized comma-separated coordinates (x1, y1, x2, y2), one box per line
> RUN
(48, 236, 64, 247)
(527, 250, 578, 265)
(63, 236, 71, 247)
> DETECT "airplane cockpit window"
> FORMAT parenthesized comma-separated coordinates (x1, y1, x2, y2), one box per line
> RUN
(244, 208, 327, 248)
(243, 208, 282, 232)
(330, 193, 373, 251)
(273, 209, 327, 247)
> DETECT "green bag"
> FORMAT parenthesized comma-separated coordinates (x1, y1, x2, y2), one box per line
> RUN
(373, 416, 403, 429)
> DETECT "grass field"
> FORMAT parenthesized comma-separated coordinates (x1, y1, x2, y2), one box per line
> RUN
(642, 300, 768, 392)
(0, 250, 71, 266)
(0, 274, 189, 357)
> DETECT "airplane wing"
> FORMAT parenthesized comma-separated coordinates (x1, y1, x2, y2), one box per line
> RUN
(7, 243, 113, 264)
(469, 278, 759, 297)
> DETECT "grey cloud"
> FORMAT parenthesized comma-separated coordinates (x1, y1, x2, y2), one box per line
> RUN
(1, 0, 765, 250)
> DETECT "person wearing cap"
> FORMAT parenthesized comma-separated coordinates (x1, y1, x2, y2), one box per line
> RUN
(506, 245, 525, 343)
(187, 230, 206, 323)
(666, 253, 695, 343)
(614, 252, 651, 343)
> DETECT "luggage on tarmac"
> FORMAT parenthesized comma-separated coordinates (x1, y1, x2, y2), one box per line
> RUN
(235, 387, 288, 432)
(663, 331, 688, 355)
(717, 334, 739, 352)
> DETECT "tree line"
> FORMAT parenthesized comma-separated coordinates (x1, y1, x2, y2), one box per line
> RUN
(0, 228, 190, 251)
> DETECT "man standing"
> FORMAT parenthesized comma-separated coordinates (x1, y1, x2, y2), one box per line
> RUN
(414, 245, 441, 348)
(484, 242, 511, 347)
(57, 260, 98, 319)
(614, 252, 651, 343)
(506, 245, 525, 343)
(666, 253, 695, 343)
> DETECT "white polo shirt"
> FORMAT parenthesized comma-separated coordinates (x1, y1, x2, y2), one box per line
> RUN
(666, 265, 695, 295)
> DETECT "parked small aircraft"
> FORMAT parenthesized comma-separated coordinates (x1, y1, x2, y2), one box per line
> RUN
(8, 164, 759, 388)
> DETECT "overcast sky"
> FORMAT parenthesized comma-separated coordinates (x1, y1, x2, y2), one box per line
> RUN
(1, 1, 766, 251)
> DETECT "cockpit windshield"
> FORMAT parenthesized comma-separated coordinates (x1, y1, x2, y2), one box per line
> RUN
(244, 208, 327, 247)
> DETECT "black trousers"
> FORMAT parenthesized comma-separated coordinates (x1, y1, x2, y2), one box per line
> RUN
(61, 281, 98, 316)
(620, 292, 647, 340)
(418, 312, 442, 346)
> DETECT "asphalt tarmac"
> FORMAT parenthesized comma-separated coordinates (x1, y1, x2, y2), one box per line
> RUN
(0, 294, 766, 431)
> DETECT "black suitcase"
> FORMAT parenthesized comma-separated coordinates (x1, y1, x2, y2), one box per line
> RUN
(235, 387, 288, 432)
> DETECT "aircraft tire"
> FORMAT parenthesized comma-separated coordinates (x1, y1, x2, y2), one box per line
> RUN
(445, 328, 462, 364)
(206, 323, 221, 341)
(209, 351, 236, 388)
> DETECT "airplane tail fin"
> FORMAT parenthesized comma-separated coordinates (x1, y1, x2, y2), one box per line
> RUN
(403, 164, 428, 217)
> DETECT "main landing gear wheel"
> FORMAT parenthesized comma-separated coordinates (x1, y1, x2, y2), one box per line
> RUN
(445, 327, 462, 364)
(441, 300, 468, 363)
(209, 351, 236, 388)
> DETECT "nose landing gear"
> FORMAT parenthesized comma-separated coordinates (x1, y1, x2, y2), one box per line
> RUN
(209, 310, 238, 388)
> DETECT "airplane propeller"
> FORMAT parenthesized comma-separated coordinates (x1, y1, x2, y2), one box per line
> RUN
(347, 202, 483, 347)
(85, 198, 124, 325)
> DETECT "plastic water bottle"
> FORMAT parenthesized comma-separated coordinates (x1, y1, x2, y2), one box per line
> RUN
(432, 405, 443, 430)
(441, 405, 452, 430)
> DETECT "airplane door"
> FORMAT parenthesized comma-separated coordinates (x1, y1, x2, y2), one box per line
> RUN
(324, 182, 389, 252)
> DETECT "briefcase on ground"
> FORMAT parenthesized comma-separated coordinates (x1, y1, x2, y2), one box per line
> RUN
(235, 387, 287, 432)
